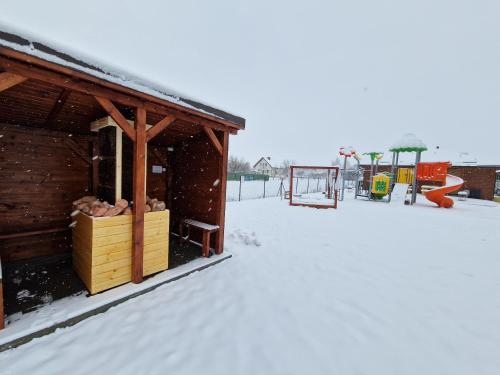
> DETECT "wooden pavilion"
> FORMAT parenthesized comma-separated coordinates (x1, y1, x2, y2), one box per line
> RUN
(0, 27, 245, 330)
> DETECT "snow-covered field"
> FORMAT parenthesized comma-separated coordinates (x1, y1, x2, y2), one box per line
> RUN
(1, 194, 500, 374)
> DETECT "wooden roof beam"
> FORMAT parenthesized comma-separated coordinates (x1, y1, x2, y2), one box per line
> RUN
(146, 114, 176, 142)
(203, 127, 223, 155)
(94, 96, 136, 142)
(0, 71, 26, 92)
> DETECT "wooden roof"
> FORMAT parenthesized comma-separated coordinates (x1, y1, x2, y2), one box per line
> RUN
(0, 26, 245, 130)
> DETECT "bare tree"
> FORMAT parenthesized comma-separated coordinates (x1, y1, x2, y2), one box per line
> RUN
(228, 156, 251, 173)
(280, 160, 295, 176)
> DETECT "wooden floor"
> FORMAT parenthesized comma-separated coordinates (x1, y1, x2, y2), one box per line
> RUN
(2, 235, 201, 316)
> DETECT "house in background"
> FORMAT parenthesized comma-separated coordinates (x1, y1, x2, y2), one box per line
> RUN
(253, 157, 284, 177)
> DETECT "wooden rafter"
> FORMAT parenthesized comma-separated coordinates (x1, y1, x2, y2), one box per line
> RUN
(45, 88, 71, 127)
(94, 96, 136, 141)
(0, 71, 27, 92)
(132, 107, 147, 284)
(0, 56, 238, 134)
(203, 127, 223, 155)
(146, 115, 176, 142)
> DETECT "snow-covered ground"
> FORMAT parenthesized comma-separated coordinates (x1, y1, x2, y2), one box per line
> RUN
(1, 193, 500, 374)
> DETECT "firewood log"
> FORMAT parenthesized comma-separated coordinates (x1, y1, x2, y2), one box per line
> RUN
(72, 196, 97, 206)
(115, 199, 128, 209)
(104, 206, 125, 217)
(76, 202, 89, 210)
(155, 201, 166, 211)
(90, 206, 108, 217)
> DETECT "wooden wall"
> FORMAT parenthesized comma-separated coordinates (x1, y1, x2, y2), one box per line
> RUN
(147, 146, 168, 203)
(170, 133, 221, 246)
(121, 138, 169, 203)
(0, 123, 223, 261)
(0, 124, 94, 262)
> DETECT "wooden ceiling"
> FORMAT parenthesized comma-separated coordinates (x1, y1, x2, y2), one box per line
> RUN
(0, 74, 203, 146)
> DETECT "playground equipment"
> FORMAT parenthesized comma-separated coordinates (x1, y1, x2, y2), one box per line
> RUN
(389, 133, 427, 204)
(352, 133, 466, 207)
(371, 173, 391, 199)
(397, 168, 414, 184)
(417, 162, 463, 208)
(289, 165, 339, 209)
(339, 146, 356, 201)
(355, 151, 391, 201)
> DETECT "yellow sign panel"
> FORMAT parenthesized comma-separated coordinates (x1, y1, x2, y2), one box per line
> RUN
(371, 174, 390, 195)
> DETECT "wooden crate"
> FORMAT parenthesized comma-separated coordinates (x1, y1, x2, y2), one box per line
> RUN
(72, 210, 169, 294)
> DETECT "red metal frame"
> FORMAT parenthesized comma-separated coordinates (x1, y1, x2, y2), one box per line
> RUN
(289, 165, 339, 209)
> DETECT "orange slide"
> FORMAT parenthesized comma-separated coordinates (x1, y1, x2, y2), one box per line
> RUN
(423, 174, 464, 208)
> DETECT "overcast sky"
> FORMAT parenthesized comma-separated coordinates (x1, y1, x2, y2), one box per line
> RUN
(1, 0, 499, 165)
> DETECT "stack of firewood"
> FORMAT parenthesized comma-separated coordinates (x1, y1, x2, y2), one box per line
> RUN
(71, 195, 167, 219)
(72, 196, 131, 217)
(146, 196, 166, 213)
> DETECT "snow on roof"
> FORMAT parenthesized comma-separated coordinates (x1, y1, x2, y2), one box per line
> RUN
(0, 23, 245, 127)
(361, 148, 500, 167)
(389, 133, 427, 153)
(422, 149, 500, 167)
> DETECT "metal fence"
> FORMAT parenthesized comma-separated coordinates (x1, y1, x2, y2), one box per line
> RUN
(226, 176, 327, 202)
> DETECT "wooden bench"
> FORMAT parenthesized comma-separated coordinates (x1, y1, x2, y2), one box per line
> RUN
(0, 256, 4, 330)
(179, 219, 220, 257)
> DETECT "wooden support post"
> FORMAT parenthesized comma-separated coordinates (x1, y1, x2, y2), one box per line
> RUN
(215, 131, 229, 253)
(115, 127, 123, 201)
(202, 231, 211, 257)
(132, 107, 146, 283)
(0, 71, 26, 92)
(0, 281, 3, 330)
(203, 127, 223, 155)
(0, 257, 3, 330)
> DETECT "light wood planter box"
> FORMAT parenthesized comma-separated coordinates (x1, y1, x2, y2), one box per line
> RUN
(72, 210, 169, 294)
